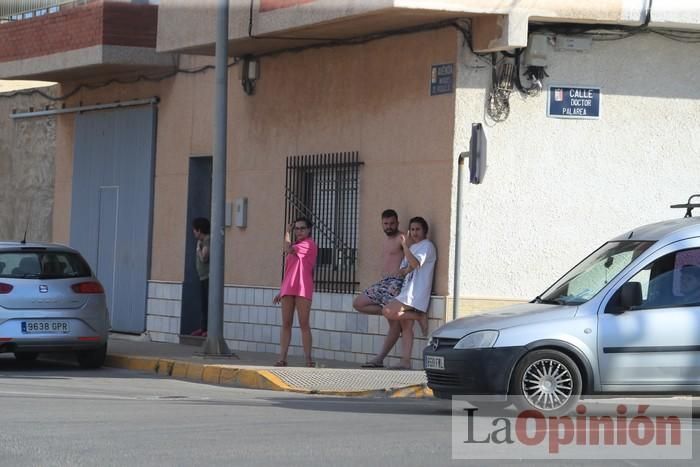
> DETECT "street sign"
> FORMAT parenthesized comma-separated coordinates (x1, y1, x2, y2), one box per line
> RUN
(431, 63, 454, 96)
(547, 85, 601, 119)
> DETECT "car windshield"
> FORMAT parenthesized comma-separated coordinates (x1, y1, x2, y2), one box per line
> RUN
(0, 250, 92, 279)
(537, 241, 654, 306)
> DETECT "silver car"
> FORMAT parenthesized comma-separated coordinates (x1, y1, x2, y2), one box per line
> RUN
(425, 211, 700, 413)
(0, 242, 109, 368)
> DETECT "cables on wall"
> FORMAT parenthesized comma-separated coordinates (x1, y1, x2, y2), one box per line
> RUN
(0, 59, 239, 101)
(3, 8, 700, 106)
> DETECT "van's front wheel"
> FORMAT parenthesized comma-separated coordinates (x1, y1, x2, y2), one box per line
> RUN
(511, 349, 582, 415)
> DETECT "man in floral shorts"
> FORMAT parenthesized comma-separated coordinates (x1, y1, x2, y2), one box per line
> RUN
(353, 209, 406, 315)
(353, 209, 410, 367)
(363, 274, 404, 310)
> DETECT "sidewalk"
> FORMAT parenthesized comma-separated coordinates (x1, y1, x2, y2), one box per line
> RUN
(106, 333, 431, 398)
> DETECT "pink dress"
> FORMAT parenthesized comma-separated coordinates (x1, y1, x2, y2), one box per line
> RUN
(280, 237, 318, 300)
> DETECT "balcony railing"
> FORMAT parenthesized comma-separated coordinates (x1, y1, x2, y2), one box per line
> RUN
(0, 0, 88, 22)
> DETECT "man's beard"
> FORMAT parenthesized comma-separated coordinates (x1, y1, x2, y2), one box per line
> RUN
(384, 228, 398, 236)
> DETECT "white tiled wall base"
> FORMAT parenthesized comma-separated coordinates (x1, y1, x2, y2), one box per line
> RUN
(146, 282, 182, 344)
(147, 282, 446, 369)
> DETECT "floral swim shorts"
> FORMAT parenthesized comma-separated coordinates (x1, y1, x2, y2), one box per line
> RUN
(363, 276, 404, 307)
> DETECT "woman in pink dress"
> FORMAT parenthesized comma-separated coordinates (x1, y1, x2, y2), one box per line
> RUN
(272, 217, 318, 367)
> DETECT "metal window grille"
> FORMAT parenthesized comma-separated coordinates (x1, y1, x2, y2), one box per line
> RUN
(0, 0, 88, 22)
(284, 152, 362, 293)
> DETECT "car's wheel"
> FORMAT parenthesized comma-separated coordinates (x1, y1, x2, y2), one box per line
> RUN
(76, 344, 107, 369)
(511, 349, 582, 415)
(14, 352, 39, 362)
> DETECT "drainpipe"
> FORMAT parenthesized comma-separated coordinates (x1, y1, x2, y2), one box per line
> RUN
(202, 0, 233, 356)
(452, 151, 468, 322)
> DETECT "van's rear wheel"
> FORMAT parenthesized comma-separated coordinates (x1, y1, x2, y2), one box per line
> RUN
(511, 349, 582, 415)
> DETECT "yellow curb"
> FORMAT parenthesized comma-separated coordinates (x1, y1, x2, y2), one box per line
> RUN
(256, 370, 295, 391)
(171, 361, 190, 379)
(237, 369, 288, 391)
(134, 357, 159, 373)
(105, 353, 431, 398)
(388, 384, 433, 398)
(202, 366, 222, 385)
(106, 354, 158, 372)
(218, 367, 240, 386)
(185, 362, 205, 381)
(217, 368, 300, 392)
(156, 359, 175, 376)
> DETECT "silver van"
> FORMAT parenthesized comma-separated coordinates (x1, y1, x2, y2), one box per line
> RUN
(424, 201, 700, 413)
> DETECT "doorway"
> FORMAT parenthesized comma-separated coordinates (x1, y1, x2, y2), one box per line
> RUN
(181, 156, 212, 335)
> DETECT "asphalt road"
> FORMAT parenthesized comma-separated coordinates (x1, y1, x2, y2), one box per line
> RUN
(0, 356, 698, 467)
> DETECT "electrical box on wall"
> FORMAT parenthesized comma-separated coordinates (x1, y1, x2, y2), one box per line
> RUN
(234, 197, 248, 228)
(525, 33, 549, 67)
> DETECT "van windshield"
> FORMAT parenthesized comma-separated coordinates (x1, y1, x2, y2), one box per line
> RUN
(537, 241, 654, 305)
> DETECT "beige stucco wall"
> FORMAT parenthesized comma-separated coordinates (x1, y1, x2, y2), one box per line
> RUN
(226, 27, 456, 294)
(53, 28, 457, 297)
(0, 88, 57, 242)
(150, 56, 215, 280)
(51, 62, 220, 282)
(47, 15, 700, 319)
(452, 32, 700, 302)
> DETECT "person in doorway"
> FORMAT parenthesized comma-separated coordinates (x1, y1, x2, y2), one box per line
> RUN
(272, 217, 318, 367)
(191, 217, 210, 337)
(353, 209, 409, 368)
(382, 216, 436, 369)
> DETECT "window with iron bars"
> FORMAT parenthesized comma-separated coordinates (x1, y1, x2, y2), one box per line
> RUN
(284, 152, 362, 294)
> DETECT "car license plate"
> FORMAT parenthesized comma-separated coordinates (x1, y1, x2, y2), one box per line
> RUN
(21, 320, 70, 334)
(425, 355, 445, 370)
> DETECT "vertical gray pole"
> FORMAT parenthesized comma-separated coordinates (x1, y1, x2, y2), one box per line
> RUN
(202, 0, 233, 356)
(452, 152, 468, 322)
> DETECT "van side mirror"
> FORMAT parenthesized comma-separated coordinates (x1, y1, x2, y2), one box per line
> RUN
(620, 282, 643, 309)
(606, 282, 643, 314)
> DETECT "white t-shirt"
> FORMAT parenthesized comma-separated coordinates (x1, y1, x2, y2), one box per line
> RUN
(395, 239, 437, 312)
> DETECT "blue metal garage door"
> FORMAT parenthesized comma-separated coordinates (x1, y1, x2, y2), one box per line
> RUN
(70, 106, 156, 333)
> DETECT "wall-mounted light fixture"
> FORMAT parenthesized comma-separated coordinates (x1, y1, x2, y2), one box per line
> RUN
(240, 55, 260, 96)
(468, 123, 487, 184)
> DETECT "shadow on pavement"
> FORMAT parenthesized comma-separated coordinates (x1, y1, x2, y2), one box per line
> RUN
(0, 354, 160, 380)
